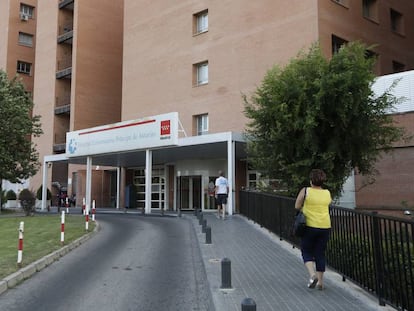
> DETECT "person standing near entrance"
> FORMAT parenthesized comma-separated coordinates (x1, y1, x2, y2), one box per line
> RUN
(215, 170, 229, 219)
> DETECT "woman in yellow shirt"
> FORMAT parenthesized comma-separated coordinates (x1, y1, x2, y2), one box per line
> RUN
(295, 169, 332, 290)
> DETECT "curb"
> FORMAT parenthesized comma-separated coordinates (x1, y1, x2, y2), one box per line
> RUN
(0, 221, 100, 296)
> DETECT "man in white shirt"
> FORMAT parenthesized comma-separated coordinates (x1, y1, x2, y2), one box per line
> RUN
(215, 170, 229, 219)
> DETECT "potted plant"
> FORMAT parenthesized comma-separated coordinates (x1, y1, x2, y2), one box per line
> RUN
(36, 185, 52, 210)
(5, 189, 18, 208)
(19, 189, 36, 216)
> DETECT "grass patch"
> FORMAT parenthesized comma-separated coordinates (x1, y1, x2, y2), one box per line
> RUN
(0, 215, 95, 279)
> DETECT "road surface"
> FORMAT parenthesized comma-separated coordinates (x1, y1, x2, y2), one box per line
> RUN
(0, 213, 214, 311)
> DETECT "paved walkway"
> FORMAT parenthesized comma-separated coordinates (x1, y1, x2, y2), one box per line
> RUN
(189, 212, 395, 311)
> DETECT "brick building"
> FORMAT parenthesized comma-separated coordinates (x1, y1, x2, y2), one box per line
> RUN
(2, 0, 413, 211)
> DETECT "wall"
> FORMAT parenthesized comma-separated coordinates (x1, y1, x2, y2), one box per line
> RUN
(122, 0, 319, 135)
(318, 0, 414, 75)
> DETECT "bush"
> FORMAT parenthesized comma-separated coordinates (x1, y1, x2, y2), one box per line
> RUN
(1, 189, 6, 208)
(6, 190, 17, 200)
(36, 185, 52, 200)
(18, 189, 35, 216)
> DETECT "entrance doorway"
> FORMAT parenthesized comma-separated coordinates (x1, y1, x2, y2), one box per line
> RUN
(177, 176, 201, 210)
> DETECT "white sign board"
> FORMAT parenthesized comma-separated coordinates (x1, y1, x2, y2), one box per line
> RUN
(372, 70, 414, 114)
(66, 112, 178, 157)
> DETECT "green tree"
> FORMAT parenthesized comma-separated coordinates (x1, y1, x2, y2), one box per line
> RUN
(0, 70, 42, 204)
(244, 42, 406, 198)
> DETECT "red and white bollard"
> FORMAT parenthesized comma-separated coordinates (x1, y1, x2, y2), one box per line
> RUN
(82, 197, 86, 215)
(92, 200, 96, 222)
(66, 197, 69, 214)
(85, 205, 89, 231)
(61, 211, 65, 245)
(17, 221, 24, 267)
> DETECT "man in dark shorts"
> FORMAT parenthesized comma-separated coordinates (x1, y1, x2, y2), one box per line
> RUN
(215, 170, 229, 219)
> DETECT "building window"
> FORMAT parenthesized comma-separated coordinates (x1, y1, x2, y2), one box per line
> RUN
(392, 61, 405, 73)
(18, 32, 33, 47)
(247, 171, 259, 190)
(195, 114, 208, 136)
(20, 3, 34, 20)
(193, 61, 208, 86)
(362, 0, 378, 21)
(365, 49, 377, 60)
(390, 9, 404, 35)
(331, 35, 348, 55)
(16, 61, 32, 75)
(194, 10, 208, 34)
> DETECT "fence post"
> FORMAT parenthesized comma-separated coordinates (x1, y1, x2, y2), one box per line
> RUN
(371, 212, 386, 306)
(279, 203, 283, 240)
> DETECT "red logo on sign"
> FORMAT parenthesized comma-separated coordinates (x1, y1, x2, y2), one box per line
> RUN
(160, 120, 171, 135)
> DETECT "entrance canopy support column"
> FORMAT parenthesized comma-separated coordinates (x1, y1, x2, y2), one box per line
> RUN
(227, 136, 234, 215)
(41, 159, 48, 211)
(145, 149, 152, 214)
(86, 156, 92, 213)
(116, 167, 121, 209)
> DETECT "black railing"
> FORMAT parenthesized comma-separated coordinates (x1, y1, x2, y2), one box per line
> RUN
(239, 190, 414, 311)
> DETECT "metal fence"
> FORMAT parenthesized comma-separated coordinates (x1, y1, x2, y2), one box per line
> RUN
(239, 190, 414, 311)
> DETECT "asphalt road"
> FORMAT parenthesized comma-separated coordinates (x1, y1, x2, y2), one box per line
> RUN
(0, 214, 214, 311)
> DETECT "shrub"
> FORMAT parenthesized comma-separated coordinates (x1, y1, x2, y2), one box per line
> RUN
(36, 185, 52, 200)
(6, 190, 17, 200)
(1, 189, 6, 208)
(19, 189, 35, 216)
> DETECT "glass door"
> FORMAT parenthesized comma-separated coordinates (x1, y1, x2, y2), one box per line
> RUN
(177, 176, 201, 210)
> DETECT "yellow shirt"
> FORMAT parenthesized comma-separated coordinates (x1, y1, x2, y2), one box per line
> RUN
(303, 187, 332, 229)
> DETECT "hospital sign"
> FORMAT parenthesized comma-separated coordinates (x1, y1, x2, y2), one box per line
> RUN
(66, 112, 179, 157)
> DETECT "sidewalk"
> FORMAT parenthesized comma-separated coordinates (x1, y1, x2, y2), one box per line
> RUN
(189, 213, 395, 311)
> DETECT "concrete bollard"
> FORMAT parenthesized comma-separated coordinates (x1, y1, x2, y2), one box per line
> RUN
(221, 258, 232, 289)
(241, 298, 256, 311)
(202, 219, 207, 233)
(205, 226, 212, 244)
(198, 212, 203, 225)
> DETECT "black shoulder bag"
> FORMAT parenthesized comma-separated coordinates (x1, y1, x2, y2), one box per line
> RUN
(293, 187, 307, 237)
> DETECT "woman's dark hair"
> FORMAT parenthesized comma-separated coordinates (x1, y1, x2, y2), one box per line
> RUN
(309, 169, 326, 187)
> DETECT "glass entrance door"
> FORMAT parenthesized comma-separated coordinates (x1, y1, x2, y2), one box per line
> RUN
(177, 176, 201, 210)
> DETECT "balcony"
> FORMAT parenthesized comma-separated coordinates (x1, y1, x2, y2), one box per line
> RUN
(59, 0, 74, 10)
(56, 67, 72, 79)
(55, 104, 71, 115)
(57, 29, 73, 44)
(56, 58, 72, 79)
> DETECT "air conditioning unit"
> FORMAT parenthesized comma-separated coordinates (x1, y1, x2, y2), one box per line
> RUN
(20, 13, 29, 21)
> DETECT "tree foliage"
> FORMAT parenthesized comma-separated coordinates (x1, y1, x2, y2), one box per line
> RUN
(0, 70, 42, 185)
(244, 42, 405, 198)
